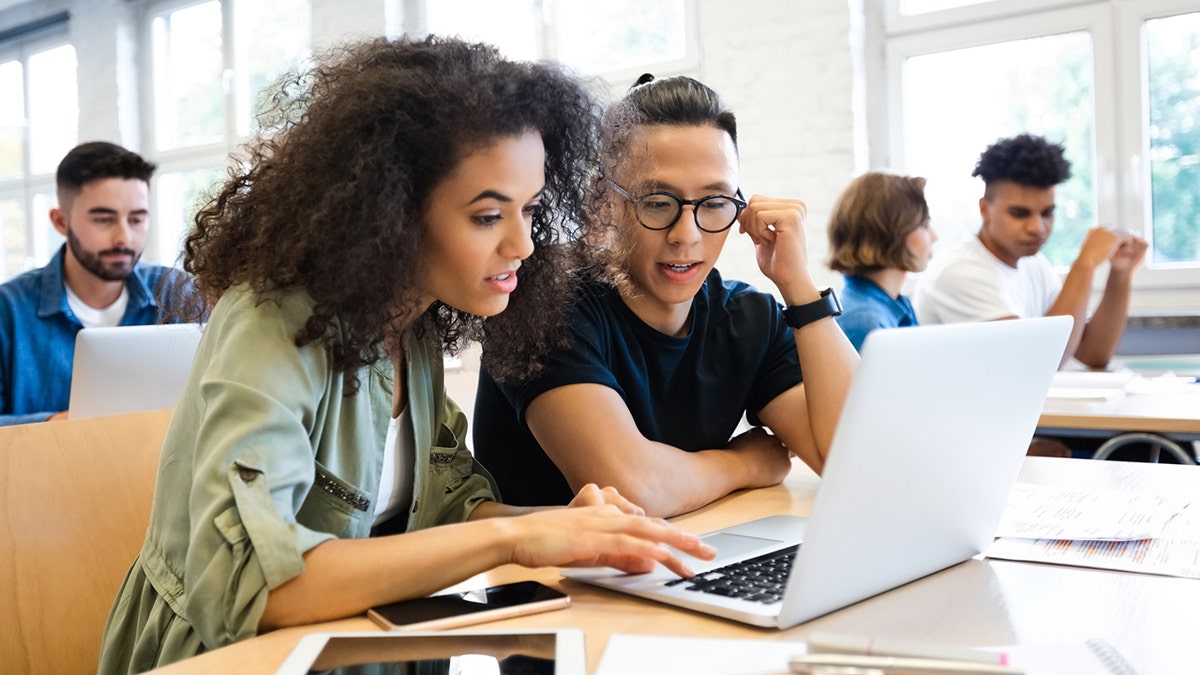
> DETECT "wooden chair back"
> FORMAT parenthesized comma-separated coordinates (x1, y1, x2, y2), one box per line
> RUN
(0, 408, 173, 674)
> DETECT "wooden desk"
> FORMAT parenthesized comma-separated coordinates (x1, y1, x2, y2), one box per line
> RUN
(1039, 355, 1200, 463)
(1039, 353, 1200, 437)
(1039, 387, 1200, 436)
(150, 458, 1200, 674)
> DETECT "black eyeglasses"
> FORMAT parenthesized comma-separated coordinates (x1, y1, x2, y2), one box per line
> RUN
(609, 181, 747, 233)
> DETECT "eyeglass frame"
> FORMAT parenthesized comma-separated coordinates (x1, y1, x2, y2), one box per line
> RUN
(609, 181, 748, 233)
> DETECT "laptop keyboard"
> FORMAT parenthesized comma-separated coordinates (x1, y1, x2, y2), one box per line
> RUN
(664, 544, 799, 604)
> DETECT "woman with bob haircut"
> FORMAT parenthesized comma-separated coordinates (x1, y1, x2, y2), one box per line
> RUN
(99, 37, 713, 674)
(826, 171, 937, 352)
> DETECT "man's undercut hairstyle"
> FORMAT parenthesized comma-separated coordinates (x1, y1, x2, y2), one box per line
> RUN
(617, 73, 738, 150)
(972, 133, 1071, 199)
(827, 172, 930, 275)
(56, 141, 157, 196)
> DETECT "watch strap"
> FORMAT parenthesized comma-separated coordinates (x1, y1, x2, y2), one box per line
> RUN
(783, 288, 842, 329)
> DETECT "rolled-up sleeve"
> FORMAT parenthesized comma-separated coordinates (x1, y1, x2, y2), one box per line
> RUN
(176, 291, 341, 647)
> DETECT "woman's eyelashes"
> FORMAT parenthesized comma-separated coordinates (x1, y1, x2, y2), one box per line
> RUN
(471, 197, 542, 227)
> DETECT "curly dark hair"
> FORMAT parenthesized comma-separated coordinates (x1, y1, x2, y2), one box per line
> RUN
(184, 36, 606, 386)
(973, 133, 1072, 197)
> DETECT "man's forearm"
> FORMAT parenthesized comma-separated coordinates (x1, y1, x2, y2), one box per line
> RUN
(1074, 269, 1133, 368)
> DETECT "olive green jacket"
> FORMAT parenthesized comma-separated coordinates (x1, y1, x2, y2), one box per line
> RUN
(99, 286, 497, 674)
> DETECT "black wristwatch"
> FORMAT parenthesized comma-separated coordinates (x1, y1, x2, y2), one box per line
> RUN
(783, 288, 842, 329)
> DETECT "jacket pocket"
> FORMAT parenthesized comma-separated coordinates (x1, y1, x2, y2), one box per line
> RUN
(428, 421, 475, 491)
(297, 462, 372, 538)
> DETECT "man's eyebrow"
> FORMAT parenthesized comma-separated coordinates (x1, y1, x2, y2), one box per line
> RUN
(641, 180, 736, 194)
(86, 207, 119, 215)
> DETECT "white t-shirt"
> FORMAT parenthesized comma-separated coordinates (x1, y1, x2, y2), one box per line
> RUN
(66, 284, 129, 328)
(914, 235, 1062, 325)
(373, 406, 416, 525)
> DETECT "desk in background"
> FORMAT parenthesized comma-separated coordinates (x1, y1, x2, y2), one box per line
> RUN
(1039, 353, 1200, 463)
(149, 457, 1200, 674)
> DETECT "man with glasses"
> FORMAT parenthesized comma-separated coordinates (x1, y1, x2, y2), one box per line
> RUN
(472, 75, 858, 517)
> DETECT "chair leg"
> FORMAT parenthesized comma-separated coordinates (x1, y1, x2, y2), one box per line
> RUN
(1091, 432, 1194, 464)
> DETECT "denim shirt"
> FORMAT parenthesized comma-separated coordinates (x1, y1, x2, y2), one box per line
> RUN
(0, 245, 194, 426)
(835, 274, 918, 352)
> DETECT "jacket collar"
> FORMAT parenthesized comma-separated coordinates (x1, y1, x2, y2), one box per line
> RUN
(36, 244, 158, 320)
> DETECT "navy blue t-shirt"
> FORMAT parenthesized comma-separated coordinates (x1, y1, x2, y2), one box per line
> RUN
(473, 268, 803, 506)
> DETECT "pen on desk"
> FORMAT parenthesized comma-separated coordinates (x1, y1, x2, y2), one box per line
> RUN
(788, 653, 1024, 675)
(806, 632, 1011, 666)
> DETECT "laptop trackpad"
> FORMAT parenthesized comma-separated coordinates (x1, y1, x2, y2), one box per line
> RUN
(696, 532, 784, 564)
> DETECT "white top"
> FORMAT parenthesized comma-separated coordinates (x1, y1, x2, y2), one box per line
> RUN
(373, 407, 416, 525)
(913, 235, 1061, 325)
(66, 284, 129, 328)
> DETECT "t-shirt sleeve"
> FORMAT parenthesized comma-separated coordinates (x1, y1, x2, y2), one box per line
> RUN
(745, 299, 803, 425)
(923, 260, 1019, 323)
(497, 296, 623, 423)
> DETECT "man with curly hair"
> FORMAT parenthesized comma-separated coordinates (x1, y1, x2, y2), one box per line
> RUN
(0, 141, 197, 426)
(914, 133, 1147, 369)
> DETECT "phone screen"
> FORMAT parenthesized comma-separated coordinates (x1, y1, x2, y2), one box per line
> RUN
(369, 581, 568, 629)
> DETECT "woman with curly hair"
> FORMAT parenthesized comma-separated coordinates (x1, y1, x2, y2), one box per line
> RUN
(98, 37, 713, 674)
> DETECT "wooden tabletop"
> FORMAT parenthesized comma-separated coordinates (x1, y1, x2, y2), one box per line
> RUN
(149, 457, 1200, 674)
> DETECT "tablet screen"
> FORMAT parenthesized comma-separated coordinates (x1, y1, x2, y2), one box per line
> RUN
(282, 631, 578, 675)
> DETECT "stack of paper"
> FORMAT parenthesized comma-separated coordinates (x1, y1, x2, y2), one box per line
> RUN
(1046, 371, 1136, 401)
(986, 484, 1199, 578)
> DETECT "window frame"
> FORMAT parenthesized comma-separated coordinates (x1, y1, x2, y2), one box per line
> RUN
(0, 27, 75, 279)
(412, 0, 701, 88)
(877, 0, 1200, 291)
(137, 0, 313, 267)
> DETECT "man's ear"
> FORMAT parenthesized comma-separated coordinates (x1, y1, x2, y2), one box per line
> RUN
(49, 207, 69, 237)
(977, 196, 990, 224)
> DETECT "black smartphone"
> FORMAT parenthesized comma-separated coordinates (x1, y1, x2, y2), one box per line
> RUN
(366, 581, 571, 631)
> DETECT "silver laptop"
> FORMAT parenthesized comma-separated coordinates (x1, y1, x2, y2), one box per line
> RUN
(68, 323, 204, 419)
(563, 316, 1071, 628)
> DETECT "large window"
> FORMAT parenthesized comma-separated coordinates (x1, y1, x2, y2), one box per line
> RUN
(882, 0, 1200, 288)
(422, 0, 695, 85)
(0, 33, 76, 280)
(142, 0, 311, 267)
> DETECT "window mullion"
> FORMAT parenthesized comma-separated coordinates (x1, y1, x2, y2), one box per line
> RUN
(222, 0, 238, 151)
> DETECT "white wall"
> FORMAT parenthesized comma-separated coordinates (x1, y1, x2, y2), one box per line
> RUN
(693, 0, 859, 293)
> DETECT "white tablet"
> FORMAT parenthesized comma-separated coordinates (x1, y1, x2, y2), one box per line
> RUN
(277, 628, 586, 675)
